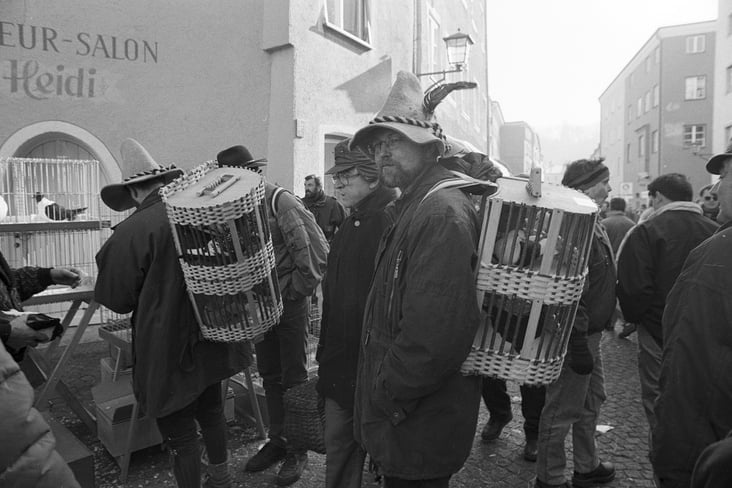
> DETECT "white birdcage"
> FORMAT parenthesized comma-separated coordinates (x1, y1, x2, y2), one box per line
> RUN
(461, 171, 598, 385)
(0, 157, 119, 322)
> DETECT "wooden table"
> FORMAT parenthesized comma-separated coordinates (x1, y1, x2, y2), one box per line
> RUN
(24, 284, 100, 434)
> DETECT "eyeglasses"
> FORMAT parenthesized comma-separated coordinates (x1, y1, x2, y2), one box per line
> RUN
(366, 135, 404, 156)
(331, 169, 361, 186)
(703, 195, 718, 201)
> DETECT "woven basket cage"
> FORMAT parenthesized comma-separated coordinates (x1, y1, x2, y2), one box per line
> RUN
(461, 177, 597, 385)
(283, 376, 325, 454)
(161, 161, 283, 343)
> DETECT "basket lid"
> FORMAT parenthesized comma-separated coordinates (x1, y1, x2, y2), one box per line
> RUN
(491, 176, 597, 215)
(164, 166, 263, 210)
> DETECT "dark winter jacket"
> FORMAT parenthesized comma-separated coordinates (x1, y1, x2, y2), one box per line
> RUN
(0, 251, 53, 361)
(0, 340, 80, 487)
(354, 164, 482, 479)
(576, 222, 617, 335)
(600, 210, 635, 256)
(266, 184, 329, 301)
(651, 221, 732, 487)
(617, 205, 718, 345)
(316, 185, 397, 409)
(95, 192, 250, 418)
(302, 190, 346, 242)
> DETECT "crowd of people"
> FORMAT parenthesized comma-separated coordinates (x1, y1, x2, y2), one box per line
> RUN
(1, 70, 731, 488)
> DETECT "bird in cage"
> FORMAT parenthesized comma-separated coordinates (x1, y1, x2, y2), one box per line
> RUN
(34, 193, 87, 221)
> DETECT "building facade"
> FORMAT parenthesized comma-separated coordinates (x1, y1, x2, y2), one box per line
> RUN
(499, 120, 542, 176)
(1, 0, 491, 200)
(713, 0, 732, 153)
(600, 21, 717, 205)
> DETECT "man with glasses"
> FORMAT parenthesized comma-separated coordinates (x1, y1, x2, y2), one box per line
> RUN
(698, 184, 720, 221)
(349, 71, 490, 488)
(316, 139, 397, 488)
(617, 173, 717, 432)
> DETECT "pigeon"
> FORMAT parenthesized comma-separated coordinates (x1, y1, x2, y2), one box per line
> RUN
(34, 193, 87, 221)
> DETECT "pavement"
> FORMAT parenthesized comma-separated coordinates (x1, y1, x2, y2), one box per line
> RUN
(36, 320, 655, 488)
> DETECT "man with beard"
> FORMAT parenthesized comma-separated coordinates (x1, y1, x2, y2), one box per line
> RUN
(303, 175, 346, 242)
(349, 71, 487, 488)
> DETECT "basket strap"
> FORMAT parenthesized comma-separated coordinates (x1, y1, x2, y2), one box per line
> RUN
(420, 170, 497, 204)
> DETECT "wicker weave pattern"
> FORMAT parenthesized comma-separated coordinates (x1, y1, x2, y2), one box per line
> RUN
(161, 161, 282, 343)
(179, 242, 276, 294)
(283, 376, 325, 454)
(477, 264, 586, 305)
(461, 348, 564, 385)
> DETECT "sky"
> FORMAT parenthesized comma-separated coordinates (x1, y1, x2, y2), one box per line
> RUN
(485, 0, 719, 163)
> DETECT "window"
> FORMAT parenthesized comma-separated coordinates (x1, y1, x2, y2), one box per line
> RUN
(725, 125, 732, 145)
(628, 105, 633, 123)
(651, 130, 659, 153)
(728, 13, 732, 36)
(626, 143, 632, 164)
(654, 46, 660, 64)
(683, 124, 706, 147)
(646, 56, 651, 72)
(686, 35, 706, 54)
(727, 66, 732, 94)
(427, 9, 442, 77)
(637, 98, 642, 118)
(653, 84, 660, 107)
(638, 134, 646, 158)
(685, 76, 707, 100)
(325, 0, 371, 44)
(644, 91, 651, 113)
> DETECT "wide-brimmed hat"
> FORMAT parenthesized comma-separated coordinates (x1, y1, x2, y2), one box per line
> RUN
(325, 139, 375, 175)
(350, 71, 446, 156)
(706, 138, 732, 175)
(101, 138, 183, 212)
(216, 145, 267, 169)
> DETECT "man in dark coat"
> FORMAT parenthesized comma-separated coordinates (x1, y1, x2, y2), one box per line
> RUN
(303, 174, 346, 242)
(617, 173, 717, 431)
(535, 158, 617, 488)
(651, 143, 732, 487)
(217, 144, 329, 486)
(95, 139, 250, 488)
(349, 71, 484, 487)
(601, 197, 635, 256)
(316, 139, 397, 488)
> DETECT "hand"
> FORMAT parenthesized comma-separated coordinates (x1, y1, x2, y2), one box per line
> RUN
(7, 316, 50, 349)
(50, 267, 83, 288)
(568, 332, 594, 375)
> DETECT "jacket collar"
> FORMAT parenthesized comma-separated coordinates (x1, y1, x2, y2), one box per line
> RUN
(351, 185, 398, 216)
(111, 191, 162, 230)
(393, 163, 454, 215)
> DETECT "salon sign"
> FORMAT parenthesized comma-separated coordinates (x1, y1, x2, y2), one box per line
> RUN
(0, 20, 158, 101)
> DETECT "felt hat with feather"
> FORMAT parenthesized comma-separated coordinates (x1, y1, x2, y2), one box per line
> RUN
(350, 71, 471, 156)
(101, 138, 183, 212)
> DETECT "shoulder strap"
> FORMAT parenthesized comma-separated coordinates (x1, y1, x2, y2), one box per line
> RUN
(271, 187, 286, 216)
(420, 171, 497, 204)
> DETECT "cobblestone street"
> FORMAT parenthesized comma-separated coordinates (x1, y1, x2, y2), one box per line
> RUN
(44, 323, 655, 487)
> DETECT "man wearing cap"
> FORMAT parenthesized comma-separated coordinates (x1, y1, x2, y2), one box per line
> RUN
(315, 139, 397, 488)
(216, 145, 328, 486)
(303, 175, 346, 243)
(616, 173, 717, 432)
(95, 139, 250, 488)
(535, 158, 617, 488)
(651, 141, 732, 488)
(349, 71, 488, 487)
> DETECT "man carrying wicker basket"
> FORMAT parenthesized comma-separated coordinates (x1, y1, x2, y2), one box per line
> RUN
(349, 71, 484, 488)
(95, 139, 251, 488)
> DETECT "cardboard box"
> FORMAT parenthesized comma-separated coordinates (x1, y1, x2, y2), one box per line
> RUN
(99, 357, 132, 384)
(44, 414, 95, 488)
(92, 378, 162, 459)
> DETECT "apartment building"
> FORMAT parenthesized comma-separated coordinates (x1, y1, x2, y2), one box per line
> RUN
(600, 21, 717, 203)
(713, 0, 732, 153)
(499, 121, 542, 176)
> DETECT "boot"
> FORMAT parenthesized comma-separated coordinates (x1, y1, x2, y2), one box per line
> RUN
(203, 460, 232, 488)
(170, 445, 202, 488)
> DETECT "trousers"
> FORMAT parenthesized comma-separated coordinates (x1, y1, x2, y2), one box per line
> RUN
(482, 377, 546, 439)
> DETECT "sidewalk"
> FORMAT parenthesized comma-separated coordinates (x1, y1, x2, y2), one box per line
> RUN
(40, 324, 654, 487)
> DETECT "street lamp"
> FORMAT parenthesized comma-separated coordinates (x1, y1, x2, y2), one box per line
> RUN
(416, 29, 475, 79)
